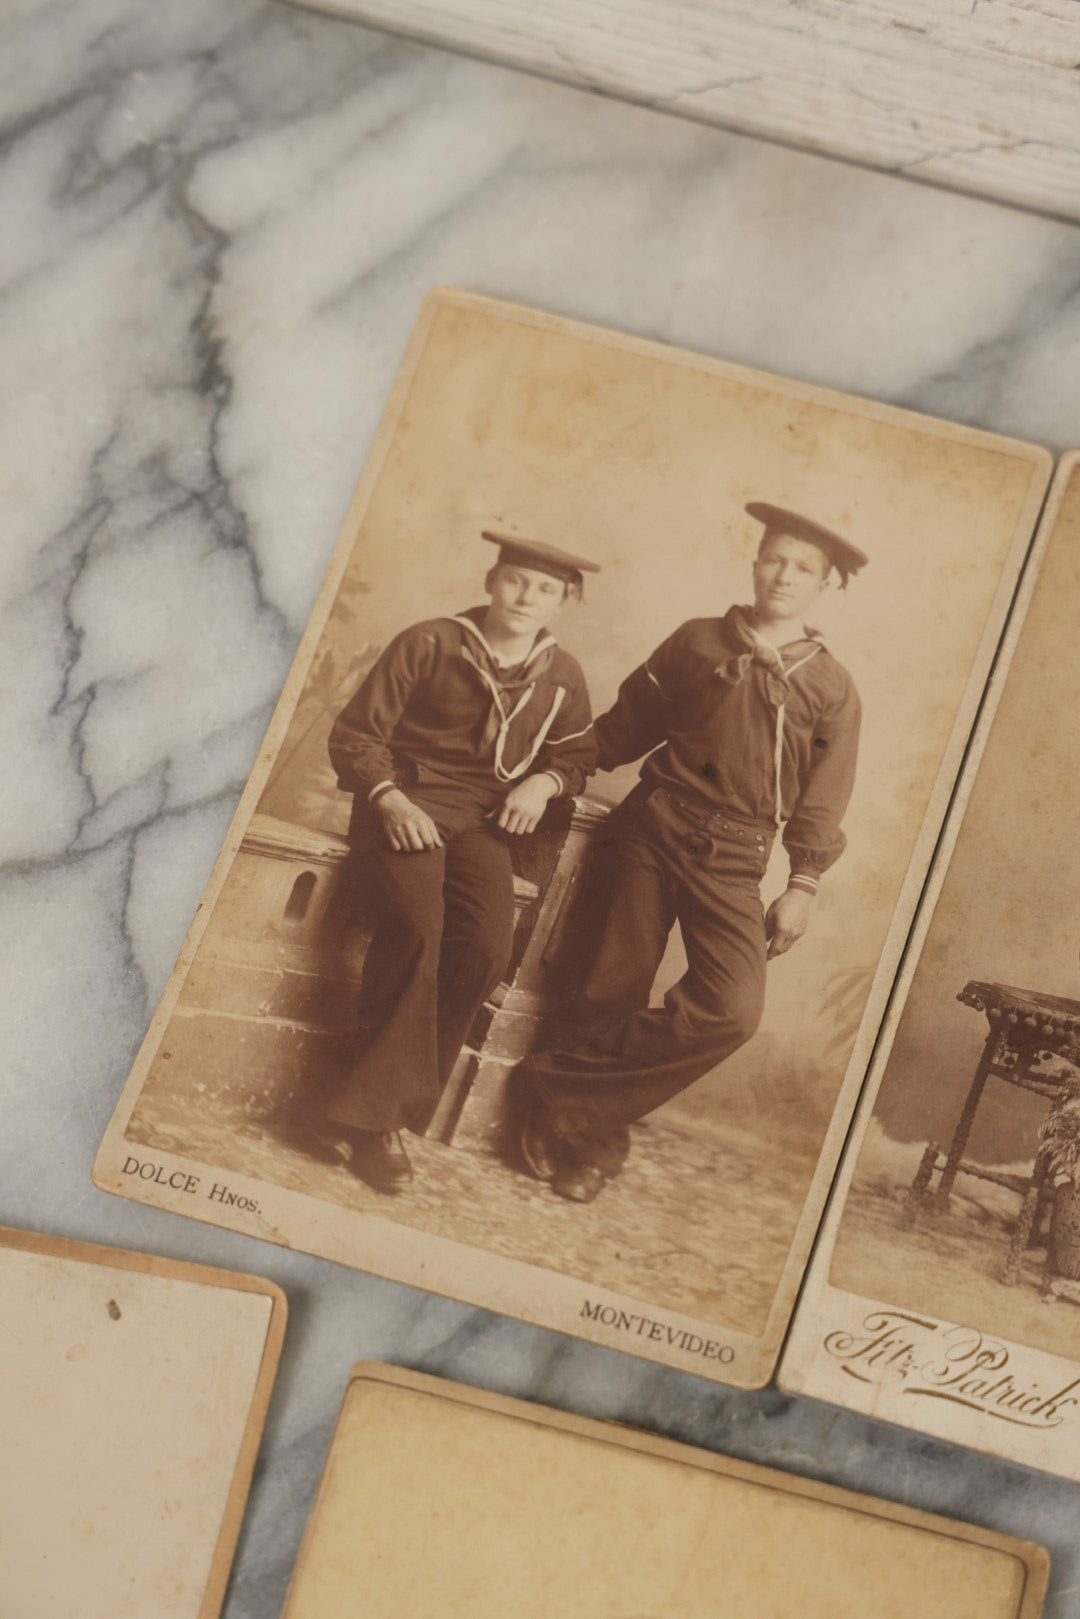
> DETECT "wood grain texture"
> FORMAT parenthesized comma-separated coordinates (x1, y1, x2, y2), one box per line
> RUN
(288, 0, 1080, 219)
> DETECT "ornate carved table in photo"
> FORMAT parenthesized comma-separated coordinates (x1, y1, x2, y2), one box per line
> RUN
(904, 982, 1080, 1298)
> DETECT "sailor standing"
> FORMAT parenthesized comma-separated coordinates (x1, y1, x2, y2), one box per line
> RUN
(519, 503, 866, 1203)
(308, 532, 599, 1191)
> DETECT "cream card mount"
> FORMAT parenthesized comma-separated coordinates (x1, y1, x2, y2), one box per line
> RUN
(281, 1362, 1049, 1618)
(780, 454, 1080, 1480)
(0, 1225, 286, 1619)
(93, 287, 1050, 1388)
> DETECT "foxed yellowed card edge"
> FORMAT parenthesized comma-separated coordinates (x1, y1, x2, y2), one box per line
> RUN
(280, 1361, 1049, 1617)
(776, 453, 1080, 1477)
(430, 290, 1058, 464)
(91, 287, 1053, 1389)
(0, 1225, 287, 1619)
(89, 1150, 786, 1386)
(197, 1264, 287, 1619)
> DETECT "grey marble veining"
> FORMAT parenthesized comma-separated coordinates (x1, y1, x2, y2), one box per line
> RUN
(2, 1, 1079, 1613)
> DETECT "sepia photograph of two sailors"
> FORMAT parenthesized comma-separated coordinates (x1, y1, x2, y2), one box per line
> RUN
(98, 291, 1046, 1371)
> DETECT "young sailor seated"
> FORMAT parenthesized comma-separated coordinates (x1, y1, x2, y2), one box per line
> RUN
(307, 530, 600, 1191)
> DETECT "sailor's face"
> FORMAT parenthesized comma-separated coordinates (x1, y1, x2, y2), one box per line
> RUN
(486, 564, 567, 636)
(752, 533, 829, 622)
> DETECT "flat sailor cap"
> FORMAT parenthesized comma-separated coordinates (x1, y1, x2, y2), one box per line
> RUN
(745, 501, 868, 587)
(482, 529, 601, 582)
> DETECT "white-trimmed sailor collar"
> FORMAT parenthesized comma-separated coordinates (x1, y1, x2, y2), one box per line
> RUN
(451, 611, 557, 673)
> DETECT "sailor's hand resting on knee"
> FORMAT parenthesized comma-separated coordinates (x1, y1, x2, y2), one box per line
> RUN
(495, 774, 559, 836)
(375, 789, 444, 852)
(765, 886, 813, 958)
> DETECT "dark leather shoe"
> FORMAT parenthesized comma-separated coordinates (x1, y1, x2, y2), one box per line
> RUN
(551, 1163, 610, 1204)
(521, 1113, 564, 1182)
(350, 1129, 414, 1192)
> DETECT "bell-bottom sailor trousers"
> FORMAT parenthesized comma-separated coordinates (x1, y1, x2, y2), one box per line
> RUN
(522, 785, 773, 1170)
(324, 799, 516, 1136)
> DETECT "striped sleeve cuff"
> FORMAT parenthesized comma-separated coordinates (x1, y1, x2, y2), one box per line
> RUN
(786, 874, 819, 897)
(368, 779, 396, 804)
(538, 769, 565, 796)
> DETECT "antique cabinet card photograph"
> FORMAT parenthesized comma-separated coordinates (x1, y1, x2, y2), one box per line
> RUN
(93, 288, 1049, 1387)
(780, 456, 1080, 1479)
(280, 1363, 1049, 1618)
(0, 1225, 285, 1619)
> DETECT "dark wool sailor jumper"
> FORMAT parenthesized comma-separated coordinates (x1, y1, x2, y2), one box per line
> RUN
(324, 608, 596, 1135)
(523, 605, 861, 1163)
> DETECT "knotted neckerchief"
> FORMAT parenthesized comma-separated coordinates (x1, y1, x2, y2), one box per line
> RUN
(461, 637, 557, 752)
(714, 607, 822, 709)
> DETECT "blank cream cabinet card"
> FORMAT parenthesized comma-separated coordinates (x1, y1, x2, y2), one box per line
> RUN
(781, 455, 1080, 1481)
(0, 1226, 286, 1619)
(94, 288, 1050, 1388)
(280, 1363, 1049, 1618)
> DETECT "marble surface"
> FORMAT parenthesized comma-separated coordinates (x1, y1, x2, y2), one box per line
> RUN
(3, 0, 1080, 1613)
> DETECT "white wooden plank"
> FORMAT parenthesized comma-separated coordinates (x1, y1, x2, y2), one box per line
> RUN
(286, 0, 1080, 219)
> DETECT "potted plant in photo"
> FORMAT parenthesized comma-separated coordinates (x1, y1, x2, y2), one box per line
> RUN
(1040, 1073, 1080, 1283)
